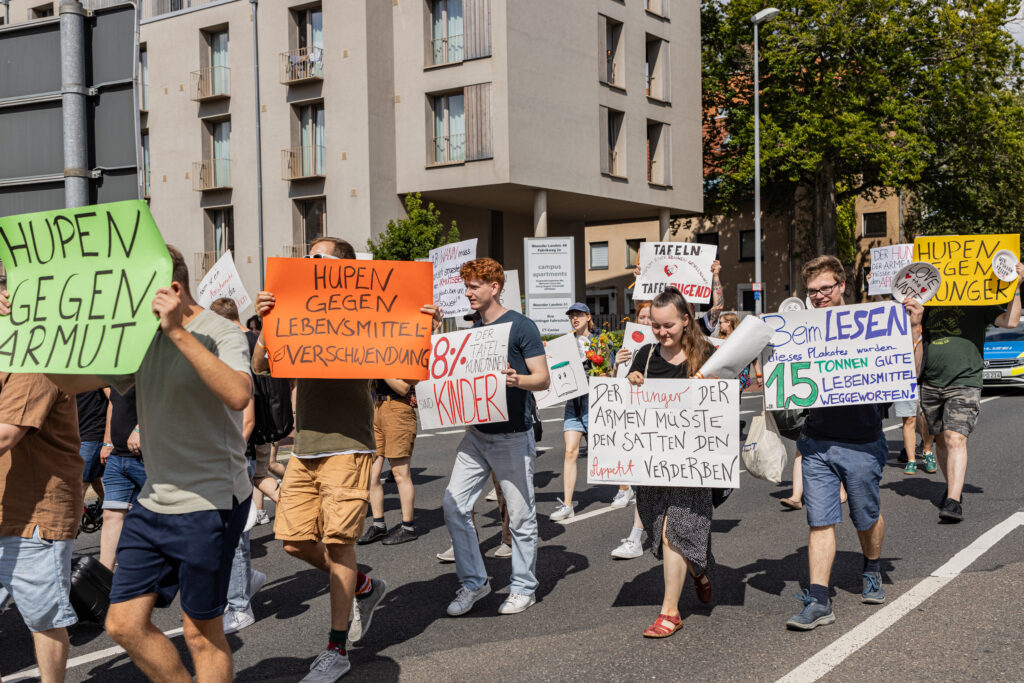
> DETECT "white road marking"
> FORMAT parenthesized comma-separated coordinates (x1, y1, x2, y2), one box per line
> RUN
(436, 429, 464, 435)
(776, 510, 1024, 683)
(5, 628, 186, 682)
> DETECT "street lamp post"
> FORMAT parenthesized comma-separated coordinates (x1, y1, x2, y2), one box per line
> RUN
(751, 7, 779, 315)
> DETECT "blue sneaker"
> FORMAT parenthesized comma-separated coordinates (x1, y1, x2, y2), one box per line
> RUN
(786, 590, 835, 631)
(862, 571, 885, 604)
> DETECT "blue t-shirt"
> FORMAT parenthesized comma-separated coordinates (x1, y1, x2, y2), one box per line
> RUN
(473, 310, 545, 434)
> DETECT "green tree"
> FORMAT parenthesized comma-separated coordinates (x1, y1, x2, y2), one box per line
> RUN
(701, 0, 1024, 255)
(367, 193, 459, 260)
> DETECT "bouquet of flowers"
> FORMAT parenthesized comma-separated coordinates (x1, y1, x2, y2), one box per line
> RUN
(584, 333, 614, 376)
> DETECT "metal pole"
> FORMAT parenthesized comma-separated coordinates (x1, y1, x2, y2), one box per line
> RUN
(60, 0, 89, 208)
(753, 21, 762, 315)
(3, 1, 9, 26)
(250, 0, 266, 288)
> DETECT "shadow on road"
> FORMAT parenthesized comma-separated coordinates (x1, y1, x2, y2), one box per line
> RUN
(882, 478, 983, 504)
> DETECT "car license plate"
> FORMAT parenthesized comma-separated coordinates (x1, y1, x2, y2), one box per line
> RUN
(983, 370, 1002, 380)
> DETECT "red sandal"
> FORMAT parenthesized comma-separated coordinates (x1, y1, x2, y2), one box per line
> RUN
(642, 613, 682, 638)
(692, 574, 712, 604)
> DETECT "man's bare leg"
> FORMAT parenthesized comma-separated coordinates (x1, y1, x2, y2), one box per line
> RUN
(106, 594, 192, 683)
(182, 612, 233, 683)
(30, 627, 69, 683)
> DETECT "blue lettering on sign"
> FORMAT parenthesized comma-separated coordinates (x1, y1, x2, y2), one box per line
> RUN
(824, 305, 908, 342)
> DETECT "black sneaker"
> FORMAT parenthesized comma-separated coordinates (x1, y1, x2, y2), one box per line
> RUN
(357, 524, 388, 545)
(939, 498, 963, 523)
(897, 448, 909, 464)
(381, 525, 418, 545)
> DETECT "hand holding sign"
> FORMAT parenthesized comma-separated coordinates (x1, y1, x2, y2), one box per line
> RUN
(891, 262, 941, 304)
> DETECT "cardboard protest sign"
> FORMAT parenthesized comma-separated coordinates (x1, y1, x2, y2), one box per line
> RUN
(501, 269, 523, 314)
(534, 333, 588, 409)
(415, 323, 511, 429)
(913, 235, 1020, 306)
(992, 250, 1019, 283)
(633, 242, 717, 304)
(616, 323, 656, 377)
(891, 262, 940, 304)
(196, 250, 251, 313)
(587, 377, 740, 488)
(760, 302, 917, 410)
(0, 200, 172, 373)
(262, 258, 433, 379)
(698, 315, 773, 380)
(429, 238, 477, 318)
(868, 244, 913, 296)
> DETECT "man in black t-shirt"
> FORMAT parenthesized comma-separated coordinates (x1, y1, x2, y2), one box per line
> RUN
(442, 258, 549, 618)
(77, 389, 109, 507)
(99, 387, 147, 570)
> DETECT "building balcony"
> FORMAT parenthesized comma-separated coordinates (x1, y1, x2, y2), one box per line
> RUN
(192, 158, 231, 191)
(194, 251, 217, 280)
(279, 47, 325, 84)
(190, 66, 230, 102)
(429, 34, 463, 66)
(282, 146, 327, 180)
(430, 134, 465, 166)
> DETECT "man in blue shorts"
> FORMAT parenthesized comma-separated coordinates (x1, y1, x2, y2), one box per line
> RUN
(786, 256, 923, 631)
(98, 386, 147, 571)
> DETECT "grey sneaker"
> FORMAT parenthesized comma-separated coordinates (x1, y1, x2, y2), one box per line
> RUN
(446, 583, 491, 617)
(861, 572, 885, 604)
(300, 648, 350, 682)
(254, 510, 271, 525)
(785, 590, 835, 631)
(493, 542, 512, 558)
(436, 545, 455, 563)
(550, 499, 575, 522)
(223, 606, 255, 634)
(348, 578, 387, 643)
(498, 592, 535, 614)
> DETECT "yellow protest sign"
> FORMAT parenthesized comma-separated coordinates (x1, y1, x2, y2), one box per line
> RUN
(912, 235, 1020, 306)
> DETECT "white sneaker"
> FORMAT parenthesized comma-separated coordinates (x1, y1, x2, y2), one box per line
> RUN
(493, 542, 512, 558)
(485, 487, 498, 502)
(610, 488, 634, 508)
(249, 569, 267, 597)
(254, 510, 271, 525)
(223, 606, 255, 634)
(300, 648, 351, 682)
(550, 499, 575, 522)
(610, 538, 643, 559)
(498, 592, 536, 614)
(446, 583, 491, 616)
(436, 545, 455, 563)
(349, 578, 387, 643)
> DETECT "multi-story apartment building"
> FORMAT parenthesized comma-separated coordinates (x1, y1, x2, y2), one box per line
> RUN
(4, 0, 703, 301)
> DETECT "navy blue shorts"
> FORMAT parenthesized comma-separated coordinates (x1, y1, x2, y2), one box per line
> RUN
(110, 496, 250, 620)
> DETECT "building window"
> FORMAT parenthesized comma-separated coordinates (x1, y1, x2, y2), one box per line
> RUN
(29, 4, 54, 19)
(647, 120, 671, 185)
(600, 106, 625, 176)
(598, 15, 623, 88)
(645, 35, 669, 101)
(297, 103, 326, 176)
(141, 132, 151, 198)
(432, 92, 466, 164)
(298, 198, 327, 246)
(626, 238, 645, 268)
(696, 232, 719, 248)
(431, 0, 464, 65)
(211, 120, 231, 187)
(207, 208, 234, 257)
(209, 30, 229, 96)
(296, 6, 324, 51)
(140, 46, 149, 111)
(645, 0, 668, 17)
(863, 212, 887, 237)
(739, 230, 755, 261)
(590, 241, 609, 270)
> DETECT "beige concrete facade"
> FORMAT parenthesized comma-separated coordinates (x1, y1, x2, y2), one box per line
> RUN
(5, 0, 704, 303)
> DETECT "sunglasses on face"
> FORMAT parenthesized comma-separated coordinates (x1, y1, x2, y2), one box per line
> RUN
(304, 253, 340, 260)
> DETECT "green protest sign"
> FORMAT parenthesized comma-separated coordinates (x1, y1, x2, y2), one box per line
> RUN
(0, 200, 172, 373)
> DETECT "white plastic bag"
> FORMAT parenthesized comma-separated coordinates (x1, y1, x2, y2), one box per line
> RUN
(741, 409, 789, 484)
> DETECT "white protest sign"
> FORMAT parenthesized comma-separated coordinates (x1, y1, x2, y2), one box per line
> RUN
(697, 315, 772, 380)
(587, 378, 740, 488)
(501, 269, 523, 313)
(525, 238, 573, 295)
(415, 323, 511, 429)
(355, 252, 373, 260)
(992, 249, 1019, 283)
(616, 323, 657, 377)
(868, 244, 913, 296)
(633, 242, 718, 304)
(196, 250, 252, 313)
(779, 297, 806, 312)
(891, 262, 941, 304)
(533, 333, 589, 409)
(527, 297, 573, 335)
(429, 238, 478, 319)
(760, 301, 917, 410)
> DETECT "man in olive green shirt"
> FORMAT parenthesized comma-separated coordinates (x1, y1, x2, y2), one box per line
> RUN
(919, 262, 1023, 522)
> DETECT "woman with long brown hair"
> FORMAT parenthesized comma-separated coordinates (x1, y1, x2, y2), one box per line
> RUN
(626, 287, 717, 638)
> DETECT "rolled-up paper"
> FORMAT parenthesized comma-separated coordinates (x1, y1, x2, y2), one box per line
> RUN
(696, 315, 773, 379)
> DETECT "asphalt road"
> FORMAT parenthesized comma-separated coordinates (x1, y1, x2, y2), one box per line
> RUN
(3, 388, 1023, 682)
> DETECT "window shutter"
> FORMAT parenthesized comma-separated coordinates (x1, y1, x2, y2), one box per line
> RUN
(464, 0, 492, 60)
(663, 124, 672, 186)
(599, 106, 610, 173)
(465, 83, 493, 161)
(662, 42, 671, 102)
(590, 243, 609, 269)
(598, 15, 608, 82)
(662, 0, 670, 19)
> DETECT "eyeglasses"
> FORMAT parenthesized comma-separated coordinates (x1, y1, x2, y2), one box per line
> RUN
(304, 253, 340, 260)
(807, 282, 840, 298)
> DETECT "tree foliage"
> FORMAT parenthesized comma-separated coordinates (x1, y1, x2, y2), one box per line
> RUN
(367, 193, 459, 261)
(702, 0, 1024, 258)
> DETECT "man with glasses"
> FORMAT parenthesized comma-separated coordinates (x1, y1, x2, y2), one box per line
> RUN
(786, 256, 923, 631)
(253, 237, 442, 682)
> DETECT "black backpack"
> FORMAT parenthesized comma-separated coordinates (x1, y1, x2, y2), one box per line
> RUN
(251, 373, 294, 445)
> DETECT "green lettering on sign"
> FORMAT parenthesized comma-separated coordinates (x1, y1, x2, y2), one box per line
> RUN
(0, 200, 172, 373)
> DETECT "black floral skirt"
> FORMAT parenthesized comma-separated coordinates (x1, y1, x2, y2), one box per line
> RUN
(637, 485, 714, 575)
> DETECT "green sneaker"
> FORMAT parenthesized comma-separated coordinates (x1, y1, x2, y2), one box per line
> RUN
(903, 461, 917, 475)
(923, 451, 937, 474)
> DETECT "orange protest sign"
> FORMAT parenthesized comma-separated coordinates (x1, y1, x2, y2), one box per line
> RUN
(263, 257, 433, 379)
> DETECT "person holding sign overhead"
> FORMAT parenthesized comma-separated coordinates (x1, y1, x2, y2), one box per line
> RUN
(919, 259, 1024, 523)
(624, 287, 718, 638)
(252, 237, 443, 682)
(442, 258, 550, 618)
(785, 256, 924, 632)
